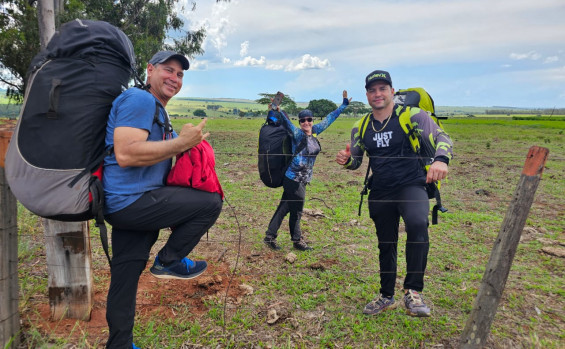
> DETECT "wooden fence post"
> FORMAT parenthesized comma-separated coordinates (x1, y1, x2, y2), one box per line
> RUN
(43, 219, 94, 320)
(460, 146, 549, 348)
(1, 127, 20, 348)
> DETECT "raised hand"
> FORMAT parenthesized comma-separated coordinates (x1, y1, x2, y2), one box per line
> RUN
(179, 118, 210, 150)
(336, 143, 351, 165)
(343, 90, 352, 105)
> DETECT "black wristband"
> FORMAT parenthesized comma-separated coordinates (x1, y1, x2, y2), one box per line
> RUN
(433, 155, 449, 165)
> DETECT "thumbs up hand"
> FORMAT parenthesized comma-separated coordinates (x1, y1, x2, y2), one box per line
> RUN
(179, 118, 210, 151)
(336, 143, 351, 165)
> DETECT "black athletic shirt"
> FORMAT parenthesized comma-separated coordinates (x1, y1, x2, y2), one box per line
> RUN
(362, 112, 426, 191)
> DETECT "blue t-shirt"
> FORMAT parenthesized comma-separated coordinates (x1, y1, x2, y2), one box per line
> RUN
(103, 88, 177, 214)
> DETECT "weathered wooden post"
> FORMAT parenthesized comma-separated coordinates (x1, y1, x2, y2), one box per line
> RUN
(460, 146, 549, 348)
(43, 219, 94, 320)
(1, 126, 19, 348)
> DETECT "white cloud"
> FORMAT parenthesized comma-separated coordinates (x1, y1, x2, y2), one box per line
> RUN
(182, 1, 234, 57)
(510, 51, 542, 61)
(266, 64, 285, 71)
(240, 41, 249, 57)
(189, 60, 208, 71)
(207, 16, 231, 53)
(285, 54, 330, 72)
(222, 57, 231, 64)
(234, 56, 266, 67)
(544, 56, 559, 64)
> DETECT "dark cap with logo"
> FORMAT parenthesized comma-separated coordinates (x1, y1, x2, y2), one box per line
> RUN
(149, 50, 190, 70)
(364, 70, 392, 89)
(298, 109, 314, 119)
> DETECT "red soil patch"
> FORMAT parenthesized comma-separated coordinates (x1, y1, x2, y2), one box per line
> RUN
(23, 261, 246, 346)
(0, 118, 16, 131)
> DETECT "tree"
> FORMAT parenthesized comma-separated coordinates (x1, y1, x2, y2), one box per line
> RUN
(256, 92, 299, 115)
(0, 0, 228, 100)
(37, 0, 56, 49)
(193, 109, 206, 117)
(347, 101, 370, 117)
(307, 99, 337, 119)
(0, 0, 41, 101)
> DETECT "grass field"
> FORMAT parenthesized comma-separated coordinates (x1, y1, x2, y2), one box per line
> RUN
(3, 93, 563, 119)
(5, 116, 565, 348)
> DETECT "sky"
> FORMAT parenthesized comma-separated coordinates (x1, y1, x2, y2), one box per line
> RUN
(174, 0, 565, 108)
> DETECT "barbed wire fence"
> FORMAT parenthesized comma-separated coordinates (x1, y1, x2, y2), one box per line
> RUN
(2, 145, 564, 347)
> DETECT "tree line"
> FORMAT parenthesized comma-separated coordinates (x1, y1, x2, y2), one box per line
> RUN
(485, 108, 565, 116)
(255, 93, 371, 118)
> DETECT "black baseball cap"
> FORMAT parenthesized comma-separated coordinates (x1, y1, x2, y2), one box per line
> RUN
(149, 50, 190, 70)
(364, 70, 392, 89)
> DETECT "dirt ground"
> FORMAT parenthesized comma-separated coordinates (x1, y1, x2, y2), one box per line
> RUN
(22, 259, 250, 347)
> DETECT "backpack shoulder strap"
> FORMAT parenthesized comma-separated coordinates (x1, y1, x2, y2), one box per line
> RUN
(293, 133, 309, 157)
(152, 101, 173, 139)
(398, 105, 422, 154)
(359, 113, 372, 141)
(356, 113, 373, 217)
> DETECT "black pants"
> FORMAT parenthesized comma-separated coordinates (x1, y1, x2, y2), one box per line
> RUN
(266, 176, 305, 242)
(368, 185, 429, 298)
(104, 186, 223, 349)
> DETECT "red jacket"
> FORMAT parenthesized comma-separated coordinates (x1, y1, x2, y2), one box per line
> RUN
(166, 140, 224, 199)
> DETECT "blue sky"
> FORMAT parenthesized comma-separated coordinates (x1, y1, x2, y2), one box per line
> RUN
(175, 0, 565, 108)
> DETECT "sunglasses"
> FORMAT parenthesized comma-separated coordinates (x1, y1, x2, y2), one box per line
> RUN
(299, 117, 313, 123)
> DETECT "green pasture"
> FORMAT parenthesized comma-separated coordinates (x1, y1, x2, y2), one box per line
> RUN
(3, 93, 564, 119)
(7, 116, 565, 348)
(166, 97, 266, 118)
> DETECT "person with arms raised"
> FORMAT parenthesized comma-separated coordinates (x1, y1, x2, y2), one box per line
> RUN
(264, 90, 351, 251)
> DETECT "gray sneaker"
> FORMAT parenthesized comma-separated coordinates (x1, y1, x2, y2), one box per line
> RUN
(403, 289, 431, 317)
(293, 239, 312, 251)
(264, 237, 281, 250)
(362, 294, 398, 315)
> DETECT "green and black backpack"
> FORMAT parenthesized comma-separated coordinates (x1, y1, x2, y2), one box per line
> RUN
(358, 87, 448, 224)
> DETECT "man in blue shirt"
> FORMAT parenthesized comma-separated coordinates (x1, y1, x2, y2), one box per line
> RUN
(103, 51, 223, 348)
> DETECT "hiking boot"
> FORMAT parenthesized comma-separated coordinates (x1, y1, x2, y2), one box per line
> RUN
(403, 289, 431, 317)
(293, 239, 312, 251)
(264, 237, 281, 250)
(149, 256, 207, 280)
(362, 294, 398, 315)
